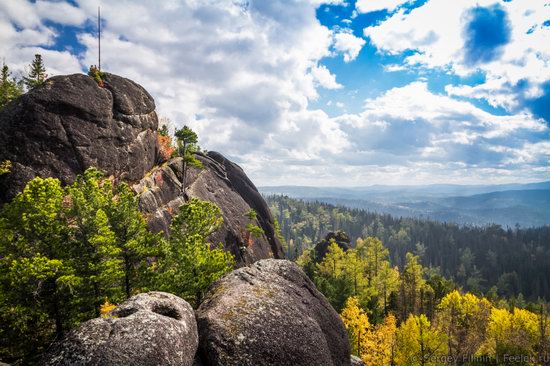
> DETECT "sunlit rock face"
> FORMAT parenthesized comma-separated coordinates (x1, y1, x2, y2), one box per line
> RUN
(0, 73, 158, 204)
(196, 259, 351, 366)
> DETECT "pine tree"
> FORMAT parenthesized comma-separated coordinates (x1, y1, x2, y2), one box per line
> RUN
(157, 198, 234, 307)
(174, 126, 203, 195)
(0, 177, 78, 362)
(66, 169, 124, 317)
(23, 54, 47, 89)
(0, 62, 23, 109)
(105, 182, 160, 298)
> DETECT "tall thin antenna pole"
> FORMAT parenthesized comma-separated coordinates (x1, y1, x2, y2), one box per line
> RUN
(98, 6, 101, 71)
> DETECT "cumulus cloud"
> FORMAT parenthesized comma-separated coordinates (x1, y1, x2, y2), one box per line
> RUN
(332, 29, 366, 62)
(1, 0, 548, 186)
(327, 82, 549, 185)
(363, 0, 550, 122)
(0, 0, 83, 75)
(311, 65, 343, 89)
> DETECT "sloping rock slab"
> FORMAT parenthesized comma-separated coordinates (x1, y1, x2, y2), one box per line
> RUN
(134, 152, 285, 265)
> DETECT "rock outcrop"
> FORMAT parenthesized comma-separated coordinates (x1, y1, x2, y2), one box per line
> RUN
(0, 73, 158, 204)
(41, 292, 198, 366)
(315, 230, 351, 261)
(134, 153, 285, 264)
(196, 259, 351, 366)
(0, 72, 284, 263)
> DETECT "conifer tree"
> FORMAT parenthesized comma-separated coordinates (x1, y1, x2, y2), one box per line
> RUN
(0, 62, 23, 109)
(361, 314, 397, 366)
(23, 54, 47, 89)
(316, 241, 352, 311)
(157, 198, 234, 307)
(0, 178, 78, 361)
(174, 126, 203, 195)
(66, 169, 123, 317)
(436, 291, 491, 361)
(105, 182, 160, 298)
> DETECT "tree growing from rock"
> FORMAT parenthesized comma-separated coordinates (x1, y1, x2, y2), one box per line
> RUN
(0, 63, 23, 109)
(174, 126, 202, 196)
(0, 160, 11, 175)
(157, 119, 175, 163)
(87, 65, 105, 87)
(23, 54, 47, 89)
(157, 198, 234, 307)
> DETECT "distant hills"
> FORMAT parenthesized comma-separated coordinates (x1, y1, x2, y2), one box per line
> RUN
(259, 182, 550, 227)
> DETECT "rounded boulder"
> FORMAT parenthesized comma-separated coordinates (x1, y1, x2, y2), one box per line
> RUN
(196, 259, 350, 366)
(41, 292, 198, 366)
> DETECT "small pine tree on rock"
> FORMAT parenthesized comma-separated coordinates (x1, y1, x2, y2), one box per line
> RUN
(174, 126, 203, 195)
(23, 54, 47, 89)
(0, 62, 23, 109)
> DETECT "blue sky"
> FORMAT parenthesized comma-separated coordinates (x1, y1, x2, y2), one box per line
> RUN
(0, 0, 549, 186)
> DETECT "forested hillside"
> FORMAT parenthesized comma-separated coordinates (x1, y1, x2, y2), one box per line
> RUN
(267, 195, 550, 300)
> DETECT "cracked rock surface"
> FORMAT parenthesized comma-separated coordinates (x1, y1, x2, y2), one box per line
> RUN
(40, 292, 198, 366)
(196, 259, 351, 366)
(0, 73, 157, 204)
(134, 152, 285, 265)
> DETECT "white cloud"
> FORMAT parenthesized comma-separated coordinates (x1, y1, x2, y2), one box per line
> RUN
(311, 65, 343, 89)
(333, 29, 366, 62)
(356, 0, 411, 14)
(1, 0, 548, 186)
(0, 1, 82, 76)
(383, 63, 407, 72)
(364, 0, 550, 112)
(35, 1, 86, 26)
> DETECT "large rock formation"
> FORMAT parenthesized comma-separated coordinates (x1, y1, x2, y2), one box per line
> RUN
(0, 73, 284, 263)
(196, 259, 351, 366)
(134, 153, 285, 264)
(0, 73, 158, 204)
(41, 292, 198, 366)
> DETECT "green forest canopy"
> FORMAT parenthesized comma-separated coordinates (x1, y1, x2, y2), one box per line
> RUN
(267, 194, 550, 301)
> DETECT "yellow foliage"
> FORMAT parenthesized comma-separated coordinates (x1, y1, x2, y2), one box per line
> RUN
(0, 160, 11, 175)
(437, 290, 492, 358)
(396, 314, 447, 366)
(483, 306, 539, 360)
(341, 296, 370, 356)
(317, 241, 346, 278)
(361, 314, 397, 366)
(100, 299, 116, 316)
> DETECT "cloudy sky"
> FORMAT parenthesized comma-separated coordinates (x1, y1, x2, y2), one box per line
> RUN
(1, 0, 549, 186)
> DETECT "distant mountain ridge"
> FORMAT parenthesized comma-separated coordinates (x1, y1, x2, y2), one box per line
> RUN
(259, 183, 550, 227)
